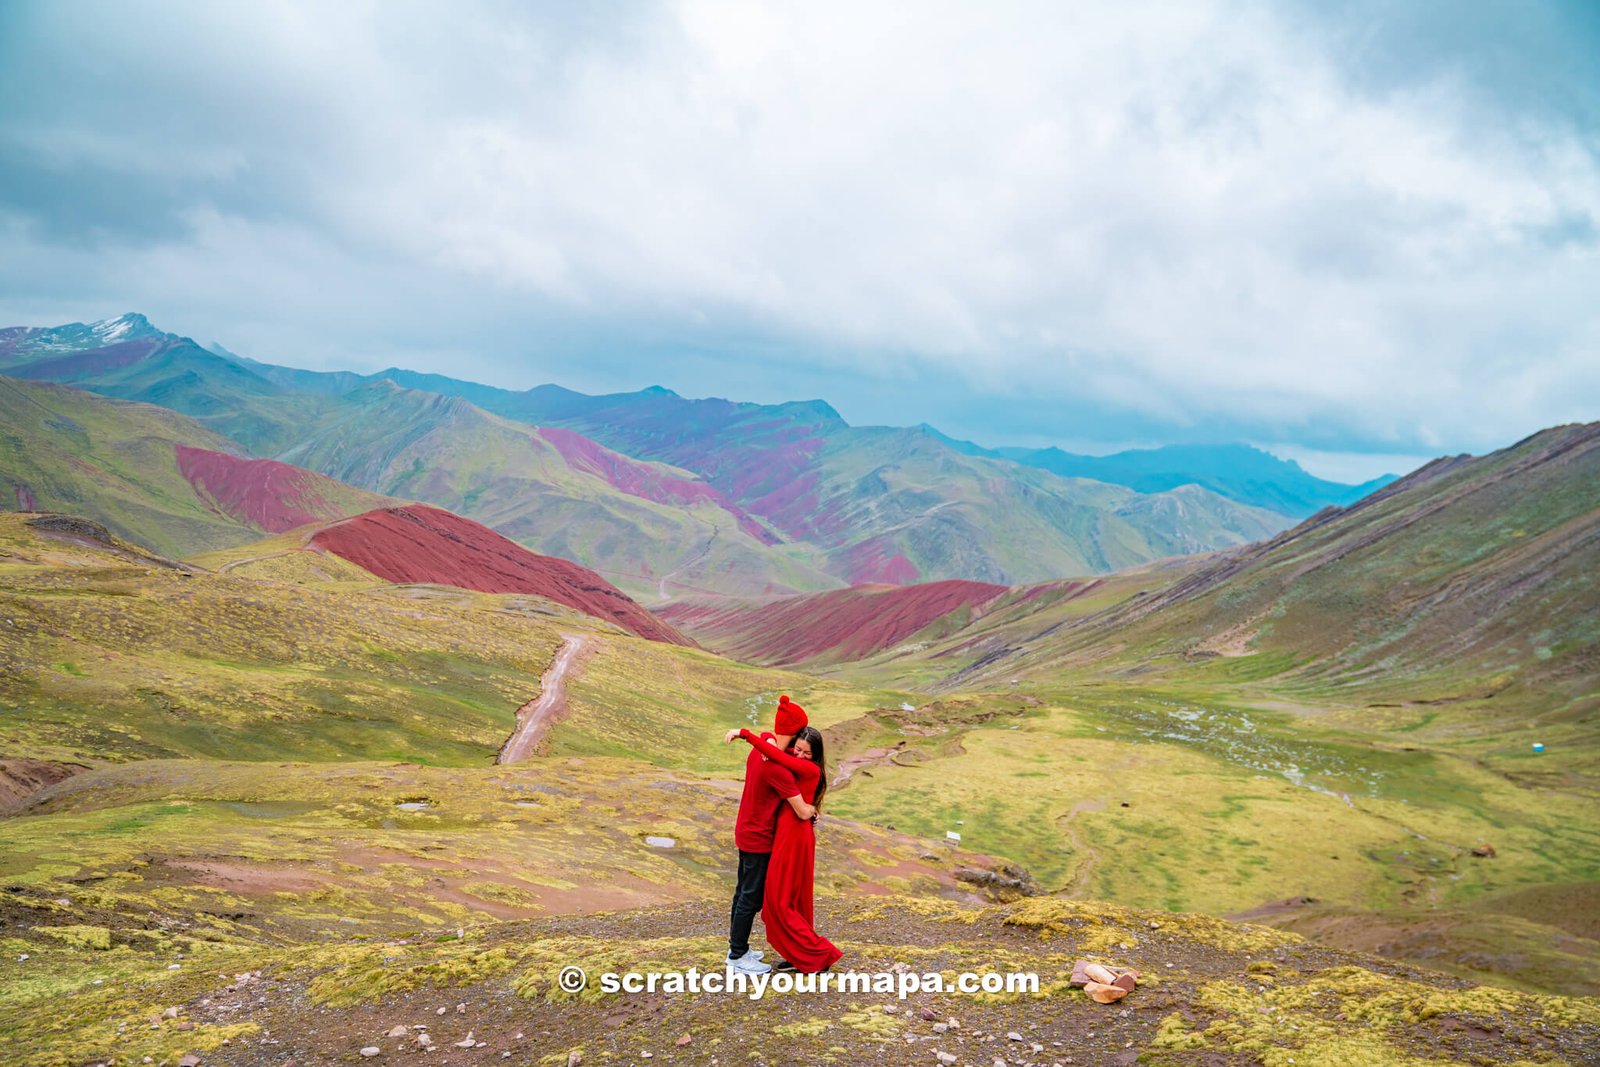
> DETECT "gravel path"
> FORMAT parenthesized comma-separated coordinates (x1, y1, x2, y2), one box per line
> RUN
(496, 633, 592, 764)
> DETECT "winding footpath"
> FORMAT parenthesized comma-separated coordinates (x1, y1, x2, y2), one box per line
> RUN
(496, 634, 593, 765)
(657, 522, 720, 601)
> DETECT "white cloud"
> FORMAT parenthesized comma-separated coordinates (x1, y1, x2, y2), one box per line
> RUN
(1, 0, 1596, 453)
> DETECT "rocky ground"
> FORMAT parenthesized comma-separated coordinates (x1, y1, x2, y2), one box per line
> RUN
(5, 892, 1598, 1067)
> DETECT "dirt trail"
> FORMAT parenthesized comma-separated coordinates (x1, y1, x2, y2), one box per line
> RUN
(658, 522, 719, 601)
(496, 634, 593, 765)
(217, 527, 327, 573)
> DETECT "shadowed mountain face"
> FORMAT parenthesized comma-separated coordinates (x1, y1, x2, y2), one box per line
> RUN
(1, 315, 1314, 593)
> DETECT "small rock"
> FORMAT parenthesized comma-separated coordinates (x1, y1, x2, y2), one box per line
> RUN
(455, 1032, 477, 1048)
(1032, 1043, 1044, 1053)
(1472, 844, 1497, 858)
(176, 1021, 195, 1032)
(387, 1026, 409, 1038)
(456, 1002, 468, 1013)
(1084, 980, 1129, 1004)
(947, 1018, 960, 1029)
(360, 1049, 380, 1059)
(933, 1023, 949, 1033)
(179, 1057, 201, 1067)
(884, 1005, 900, 1014)
(893, 962, 913, 975)
(936, 1054, 957, 1066)
(567, 1052, 583, 1067)
(919, 1006, 940, 1021)
(1148, 920, 1161, 929)
(163, 1007, 181, 1019)
(415, 1034, 434, 1047)
(16, 954, 27, 962)
(1008, 1032, 1025, 1042)
(675, 1034, 693, 1047)
(642, 1054, 653, 1060)
(436, 1007, 448, 1016)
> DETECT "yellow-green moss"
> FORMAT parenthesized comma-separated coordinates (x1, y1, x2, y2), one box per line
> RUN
(31, 925, 112, 951)
(774, 1018, 833, 1037)
(1152, 1012, 1208, 1051)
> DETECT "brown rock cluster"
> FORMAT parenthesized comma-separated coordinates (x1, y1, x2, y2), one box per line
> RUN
(1069, 959, 1140, 1003)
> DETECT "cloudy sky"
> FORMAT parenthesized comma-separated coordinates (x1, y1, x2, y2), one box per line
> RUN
(2, 1, 1597, 481)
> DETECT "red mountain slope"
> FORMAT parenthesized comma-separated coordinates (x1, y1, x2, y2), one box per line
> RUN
(658, 579, 1008, 665)
(311, 505, 694, 645)
(175, 446, 372, 533)
(534, 426, 778, 545)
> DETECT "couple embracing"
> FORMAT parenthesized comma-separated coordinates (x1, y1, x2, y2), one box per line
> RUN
(723, 694, 843, 974)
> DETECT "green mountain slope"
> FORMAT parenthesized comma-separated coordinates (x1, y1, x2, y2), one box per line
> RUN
(802, 425, 1290, 583)
(940, 422, 1600, 715)
(5, 315, 1311, 590)
(4, 320, 843, 596)
(0, 377, 390, 557)
(271, 379, 841, 598)
(324, 371, 1295, 584)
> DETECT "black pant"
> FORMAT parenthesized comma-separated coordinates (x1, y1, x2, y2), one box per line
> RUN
(728, 849, 771, 958)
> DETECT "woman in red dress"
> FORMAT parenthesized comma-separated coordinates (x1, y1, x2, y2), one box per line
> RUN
(733, 724, 842, 973)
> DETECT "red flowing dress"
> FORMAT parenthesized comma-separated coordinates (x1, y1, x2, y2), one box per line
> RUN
(738, 728, 843, 973)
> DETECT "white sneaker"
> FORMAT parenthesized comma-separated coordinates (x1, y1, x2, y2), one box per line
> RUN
(727, 952, 771, 974)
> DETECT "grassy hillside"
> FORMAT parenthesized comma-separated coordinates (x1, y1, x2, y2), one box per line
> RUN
(798, 426, 1290, 584)
(273, 380, 842, 599)
(774, 424, 1600, 995)
(2, 514, 1597, 1062)
(929, 422, 1600, 717)
(822, 685, 1600, 997)
(0, 378, 389, 557)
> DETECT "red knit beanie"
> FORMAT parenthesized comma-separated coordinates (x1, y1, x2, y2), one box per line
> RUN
(774, 694, 808, 735)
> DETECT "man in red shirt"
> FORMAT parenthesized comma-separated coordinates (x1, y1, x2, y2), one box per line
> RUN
(723, 695, 810, 973)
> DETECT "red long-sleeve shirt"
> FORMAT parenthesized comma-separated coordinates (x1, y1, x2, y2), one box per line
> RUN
(734, 730, 801, 852)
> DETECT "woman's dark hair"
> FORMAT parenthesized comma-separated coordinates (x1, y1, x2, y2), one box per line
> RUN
(794, 725, 827, 810)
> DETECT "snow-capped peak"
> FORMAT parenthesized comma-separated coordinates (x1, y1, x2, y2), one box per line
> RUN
(89, 312, 152, 343)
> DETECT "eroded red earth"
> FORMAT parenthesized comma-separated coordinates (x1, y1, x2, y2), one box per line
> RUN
(658, 578, 1007, 665)
(311, 505, 694, 645)
(535, 427, 778, 544)
(175, 446, 336, 533)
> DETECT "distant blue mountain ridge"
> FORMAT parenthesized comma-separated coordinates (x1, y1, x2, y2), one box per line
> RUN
(2, 313, 1388, 522)
(987, 443, 1395, 518)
